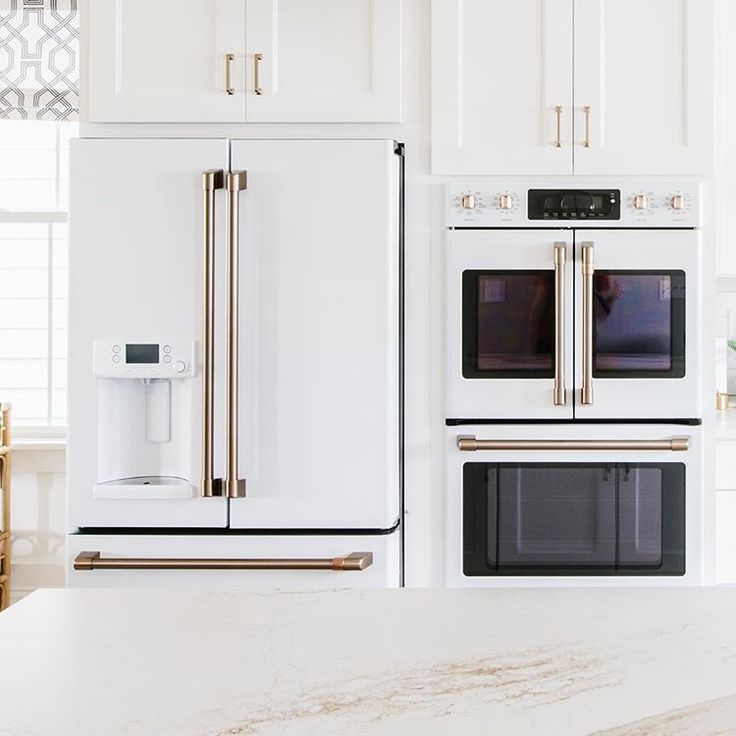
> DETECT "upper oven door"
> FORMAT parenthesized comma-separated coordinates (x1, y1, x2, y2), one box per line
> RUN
(446, 229, 573, 420)
(574, 229, 701, 420)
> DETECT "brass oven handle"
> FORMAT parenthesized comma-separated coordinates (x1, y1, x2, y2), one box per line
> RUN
(457, 437, 690, 452)
(74, 551, 374, 571)
(225, 53, 235, 95)
(554, 105, 562, 147)
(202, 171, 225, 497)
(581, 242, 594, 405)
(583, 105, 591, 148)
(254, 53, 263, 95)
(226, 171, 248, 498)
(553, 242, 566, 406)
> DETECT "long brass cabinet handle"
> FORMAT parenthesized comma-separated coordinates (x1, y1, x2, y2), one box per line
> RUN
(581, 242, 594, 405)
(201, 171, 225, 497)
(583, 105, 591, 148)
(457, 437, 690, 452)
(254, 52, 263, 95)
(226, 171, 248, 498)
(554, 105, 562, 147)
(553, 242, 566, 406)
(225, 53, 235, 95)
(74, 551, 374, 571)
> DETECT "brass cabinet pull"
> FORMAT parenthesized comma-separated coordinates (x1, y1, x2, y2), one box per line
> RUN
(225, 53, 235, 95)
(581, 242, 594, 405)
(201, 171, 225, 497)
(74, 551, 374, 571)
(226, 172, 248, 498)
(582, 105, 591, 148)
(457, 437, 690, 452)
(554, 105, 563, 147)
(553, 242, 566, 406)
(254, 52, 263, 95)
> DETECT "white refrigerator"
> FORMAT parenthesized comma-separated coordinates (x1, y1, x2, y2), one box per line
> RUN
(67, 138, 404, 588)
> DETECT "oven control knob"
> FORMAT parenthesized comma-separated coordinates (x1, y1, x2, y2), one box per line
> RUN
(670, 194, 685, 210)
(460, 194, 476, 209)
(633, 193, 648, 210)
(499, 193, 514, 210)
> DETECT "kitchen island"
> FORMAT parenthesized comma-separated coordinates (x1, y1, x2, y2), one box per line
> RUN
(2, 587, 736, 735)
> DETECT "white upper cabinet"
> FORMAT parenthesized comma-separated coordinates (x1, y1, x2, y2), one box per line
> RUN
(85, 0, 401, 124)
(431, 0, 574, 175)
(245, 0, 401, 122)
(574, 0, 713, 176)
(86, 0, 246, 123)
(432, 0, 714, 175)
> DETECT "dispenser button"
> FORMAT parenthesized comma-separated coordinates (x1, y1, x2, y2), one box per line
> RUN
(112, 345, 121, 354)
(163, 355, 172, 364)
(175, 360, 187, 373)
(163, 344, 172, 353)
(112, 355, 120, 363)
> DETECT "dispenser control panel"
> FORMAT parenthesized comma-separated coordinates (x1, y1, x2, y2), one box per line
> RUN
(93, 340, 197, 378)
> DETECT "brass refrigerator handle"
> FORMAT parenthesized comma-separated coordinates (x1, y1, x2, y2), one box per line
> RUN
(554, 105, 562, 147)
(201, 171, 225, 498)
(254, 53, 263, 95)
(74, 551, 374, 572)
(457, 437, 690, 452)
(583, 105, 591, 147)
(226, 171, 248, 499)
(553, 242, 566, 406)
(225, 53, 235, 95)
(581, 242, 594, 405)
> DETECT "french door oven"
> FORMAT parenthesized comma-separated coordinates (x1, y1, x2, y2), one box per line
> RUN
(446, 184, 701, 422)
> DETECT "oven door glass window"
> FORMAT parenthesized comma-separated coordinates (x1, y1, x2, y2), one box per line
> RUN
(463, 270, 555, 378)
(463, 462, 685, 576)
(593, 270, 685, 378)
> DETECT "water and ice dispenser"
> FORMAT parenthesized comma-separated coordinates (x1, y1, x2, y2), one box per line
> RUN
(93, 340, 198, 499)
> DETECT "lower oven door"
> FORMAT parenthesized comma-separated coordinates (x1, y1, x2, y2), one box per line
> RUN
(445, 425, 701, 586)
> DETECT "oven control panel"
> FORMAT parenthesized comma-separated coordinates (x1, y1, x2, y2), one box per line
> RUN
(447, 182, 701, 228)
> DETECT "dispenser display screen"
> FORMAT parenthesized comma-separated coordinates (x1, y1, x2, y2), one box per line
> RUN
(125, 344, 159, 364)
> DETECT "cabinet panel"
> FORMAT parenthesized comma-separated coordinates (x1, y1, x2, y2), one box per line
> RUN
(574, 0, 713, 175)
(717, 492, 736, 583)
(87, 0, 246, 123)
(431, 0, 573, 175)
(245, 0, 401, 122)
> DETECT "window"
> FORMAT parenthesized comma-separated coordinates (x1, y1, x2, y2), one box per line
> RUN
(0, 120, 77, 431)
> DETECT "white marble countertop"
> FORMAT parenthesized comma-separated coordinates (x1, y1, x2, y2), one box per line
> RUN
(4, 587, 736, 735)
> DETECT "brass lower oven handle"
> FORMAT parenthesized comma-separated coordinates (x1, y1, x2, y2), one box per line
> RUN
(457, 437, 690, 452)
(74, 551, 373, 571)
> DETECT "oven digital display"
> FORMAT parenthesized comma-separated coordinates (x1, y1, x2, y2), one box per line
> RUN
(528, 189, 621, 220)
(125, 343, 159, 364)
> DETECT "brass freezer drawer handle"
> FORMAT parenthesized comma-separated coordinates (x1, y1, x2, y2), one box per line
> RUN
(74, 551, 373, 571)
(457, 437, 690, 452)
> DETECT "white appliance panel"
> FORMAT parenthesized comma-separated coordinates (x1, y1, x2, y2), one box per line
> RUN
(444, 424, 703, 587)
(67, 531, 401, 588)
(228, 140, 401, 529)
(68, 139, 229, 528)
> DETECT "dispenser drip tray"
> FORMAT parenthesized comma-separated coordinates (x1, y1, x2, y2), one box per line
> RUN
(93, 476, 195, 500)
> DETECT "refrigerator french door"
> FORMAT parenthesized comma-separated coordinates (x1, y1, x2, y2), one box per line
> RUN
(446, 188, 701, 422)
(68, 138, 402, 584)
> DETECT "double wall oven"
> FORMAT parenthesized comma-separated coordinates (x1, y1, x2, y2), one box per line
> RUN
(445, 181, 703, 585)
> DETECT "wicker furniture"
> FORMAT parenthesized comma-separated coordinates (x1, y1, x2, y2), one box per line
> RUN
(0, 404, 11, 610)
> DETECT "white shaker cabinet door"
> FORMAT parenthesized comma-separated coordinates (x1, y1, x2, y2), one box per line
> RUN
(573, 0, 714, 175)
(244, 0, 401, 122)
(431, 0, 573, 175)
(86, 0, 246, 122)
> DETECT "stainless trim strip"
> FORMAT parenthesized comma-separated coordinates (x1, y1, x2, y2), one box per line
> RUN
(201, 170, 224, 498)
(457, 437, 690, 452)
(553, 242, 566, 406)
(581, 242, 594, 405)
(226, 171, 248, 499)
(74, 551, 374, 572)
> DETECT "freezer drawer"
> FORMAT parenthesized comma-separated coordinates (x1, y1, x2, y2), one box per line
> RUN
(67, 531, 401, 589)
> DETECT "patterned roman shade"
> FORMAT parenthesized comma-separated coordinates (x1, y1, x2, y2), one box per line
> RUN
(0, 0, 78, 120)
